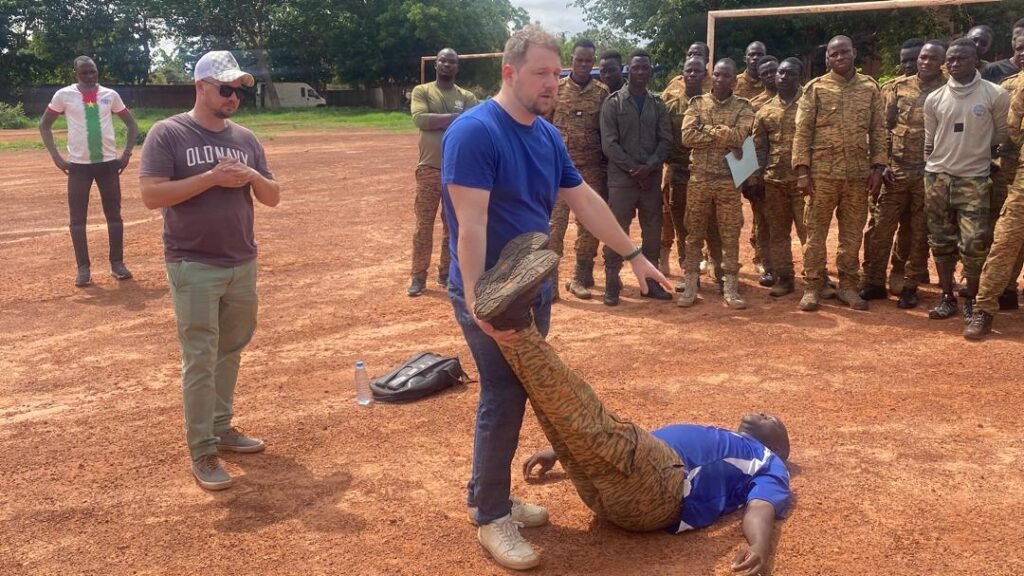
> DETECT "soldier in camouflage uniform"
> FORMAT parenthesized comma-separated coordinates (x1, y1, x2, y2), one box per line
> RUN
(735, 42, 766, 100)
(408, 48, 478, 297)
(546, 39, 610, 301)
(600, 50, 674, 306)
(753, 58, 806, 297)
(863, 39, 926, 297)
(678, 59, 756, 309)
(793, 35, 887, 312)
(859, 42, 946, 310)
(922, 38, 1009, 324)
(746, 56, 779, 288)
(966, 38, 1024, 339)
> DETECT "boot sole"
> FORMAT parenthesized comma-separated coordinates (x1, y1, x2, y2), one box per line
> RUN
(111, 272, 133, 280)
(217, 441, 266, 454)
(192, 469, 233, 490)
(475, 251, 559, 321)
(473, 233, 550, 306)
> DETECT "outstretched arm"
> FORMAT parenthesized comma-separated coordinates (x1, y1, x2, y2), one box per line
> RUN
(731, 499, 778, 575)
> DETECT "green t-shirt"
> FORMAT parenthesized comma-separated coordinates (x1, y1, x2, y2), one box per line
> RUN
(410, 82, 478, 169)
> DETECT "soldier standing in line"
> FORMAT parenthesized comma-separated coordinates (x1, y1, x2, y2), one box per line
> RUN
(678, 58, 756, 310)
(407, 48, 478, 296)
(922, 38, 1009, 324)
(753, 58, 807, 297)
(659, 57, 723, 285)
(859, 41, 946, 310)
(793, 35, 887, 312)
(734, 41, 772, 281)
(981, 32, 1024, 312)
(548, 39, 610, 301)
(862, 39, 926, 297)
(599, 51, 625, 95)
(746, 55, 779, 288)
(600, 50, 674, 306)
(966, 43, 1024, 340)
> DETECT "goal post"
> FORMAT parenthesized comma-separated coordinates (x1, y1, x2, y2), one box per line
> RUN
(706, 0, 1000, 63)
(420, 52, 503, 84)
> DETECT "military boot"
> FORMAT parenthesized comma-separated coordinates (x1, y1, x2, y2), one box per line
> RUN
(769, 273, 795, 297)
(963, 310, 993, 341)
(582, 262, 595, 288)
(676, 273, 699, 307)
(566, 260, 592, 300)
(799, 288, 820, 312)
(603, 269, 621, 306)
(722, 274, 746, 309)
(658, 247, 671, 276)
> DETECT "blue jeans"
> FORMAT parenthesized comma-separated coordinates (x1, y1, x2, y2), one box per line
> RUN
(449, 280, 552, 524)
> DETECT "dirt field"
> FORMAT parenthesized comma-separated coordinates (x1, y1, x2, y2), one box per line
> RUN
(2, 128, 1022, 576)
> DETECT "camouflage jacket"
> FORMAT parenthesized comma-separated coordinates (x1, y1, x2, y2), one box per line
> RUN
(885, 73, 947, 172)
(749, 87, 778, 113)
(753, 88, 803, 183)
(546, 76, 609, 168)
(734, 72, 764, 100)
(1000, 73, 1024, 161)
(793, 70, 887, 180)
(681, 92, 755, 179)
(661, 77, 701, 168)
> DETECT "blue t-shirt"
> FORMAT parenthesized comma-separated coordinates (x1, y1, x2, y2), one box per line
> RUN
(441, 99, 583, 291)
(651, 424, 792, 533)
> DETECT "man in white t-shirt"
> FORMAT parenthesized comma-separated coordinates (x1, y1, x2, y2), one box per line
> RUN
(39, 56, 138, 287)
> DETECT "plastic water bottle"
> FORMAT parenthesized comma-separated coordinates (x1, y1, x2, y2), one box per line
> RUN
(355, 360, 373, 406)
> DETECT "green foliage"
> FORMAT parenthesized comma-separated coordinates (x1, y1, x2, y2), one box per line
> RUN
(0, 102, 32, 129)
(574, 0, 1024, 80)
(560, 28, 640, 65)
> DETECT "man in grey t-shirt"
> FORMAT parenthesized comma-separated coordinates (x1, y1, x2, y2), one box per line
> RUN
(140, 51, 281, 491)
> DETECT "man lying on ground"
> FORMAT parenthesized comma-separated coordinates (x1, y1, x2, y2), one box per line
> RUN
(469, 232, 793, 575)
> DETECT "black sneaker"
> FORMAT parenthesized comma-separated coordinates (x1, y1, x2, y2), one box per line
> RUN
(963, 297, 975, 324)
(963, 310, 993, 341)
(641, 278, 673, 300)
(407, 277, 426, 297)
(75, 265, 91, 287)
(928, 293, 958, 320)
(758, 271, 776, 287)
(859, 284, 887, 301)
(110, 261, 132, 280)
(896, 287, 919, 309)
(998, 288, 1019, 311)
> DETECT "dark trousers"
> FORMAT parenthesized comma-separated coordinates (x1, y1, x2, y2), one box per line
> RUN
(604, 179, 664, 271)
(68, 161, 124, 268)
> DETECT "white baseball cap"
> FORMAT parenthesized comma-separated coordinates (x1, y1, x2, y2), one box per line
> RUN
(194, 51, 255, 87)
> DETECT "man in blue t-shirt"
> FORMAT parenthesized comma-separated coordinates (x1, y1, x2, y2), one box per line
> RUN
(441, 25, 671, 571)
(467, 245, 791, 575)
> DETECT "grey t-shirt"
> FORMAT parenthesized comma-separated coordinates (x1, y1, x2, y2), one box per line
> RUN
(140, 113, 273, 266)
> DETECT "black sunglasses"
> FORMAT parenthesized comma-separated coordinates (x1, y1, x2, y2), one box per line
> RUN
(203, 80, 246, 99)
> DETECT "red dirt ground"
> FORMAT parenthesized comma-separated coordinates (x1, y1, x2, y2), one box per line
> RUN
(1, 128, 1022, 576)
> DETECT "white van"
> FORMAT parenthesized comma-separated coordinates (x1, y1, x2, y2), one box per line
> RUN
(255, 82, 327, 108)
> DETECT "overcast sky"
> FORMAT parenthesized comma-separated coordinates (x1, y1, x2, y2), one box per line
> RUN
(514, 0, 591, 35)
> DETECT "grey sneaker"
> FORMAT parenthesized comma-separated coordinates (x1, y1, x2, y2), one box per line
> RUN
(468, 497, 549, 528)
(192, 454, 232, 490)
(110, 261, 133, 280)
(75, 265, 92, 287)
(216, 427, 266, 453)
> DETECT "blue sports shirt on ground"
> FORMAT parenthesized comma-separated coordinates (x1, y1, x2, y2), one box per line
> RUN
(651, 424, 792, 533)
(441, 99, 583, 292)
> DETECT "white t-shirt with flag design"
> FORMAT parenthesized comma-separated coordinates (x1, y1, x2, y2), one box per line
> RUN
(47, 84, 127, 165)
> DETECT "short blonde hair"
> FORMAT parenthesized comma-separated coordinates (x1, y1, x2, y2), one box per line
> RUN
(503, 24, 561, 68)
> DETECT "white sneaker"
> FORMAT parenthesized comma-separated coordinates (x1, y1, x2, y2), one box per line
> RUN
(467, 497, 549, 527)
(478, 513, 541, 570)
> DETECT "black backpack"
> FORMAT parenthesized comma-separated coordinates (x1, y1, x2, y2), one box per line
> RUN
(370, 352, 471, 403)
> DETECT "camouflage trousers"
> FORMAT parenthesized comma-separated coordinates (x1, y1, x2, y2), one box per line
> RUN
(411, 166, 451, 281)
(802, 178, 869, 291)
(976, 173, 1024, 315)
(660, 164, 688, 268)
(862, 168, 929, 290)
(498, 324, 685, 532)
(764, 180, 808, 277)
(748, 194, 771, 270)
(863, 197, 913, 286)
(924, 172, 992, 280)
(604, 172, 664, 272)
(988, 159, 1024, 292)
(684, 176, 743, 276)
(551, 164, 607, 264)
